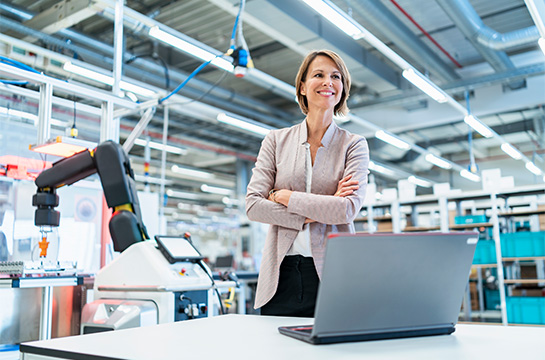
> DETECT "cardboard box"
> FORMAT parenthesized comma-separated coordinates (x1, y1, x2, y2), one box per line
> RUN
(511, 288, 545, 297)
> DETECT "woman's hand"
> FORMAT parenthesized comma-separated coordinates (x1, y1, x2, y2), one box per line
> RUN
(334, 174, 359, 197)
(272, 189, 292, 207)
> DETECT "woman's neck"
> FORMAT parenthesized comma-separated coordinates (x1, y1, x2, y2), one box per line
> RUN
(306, 108, 333, 143)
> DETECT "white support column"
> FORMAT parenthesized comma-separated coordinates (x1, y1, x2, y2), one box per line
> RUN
(367, 205, 375, 233)
(39, 286, 53, 340)
(100, 100, 119, 142)
(391, 201, 401, 233)
(438, 196, 449, 233)
(37, 82, 53, 144)
(159, 106, 169, 235)
(491, 193, 508, 325)
(112, 0, 124, 96)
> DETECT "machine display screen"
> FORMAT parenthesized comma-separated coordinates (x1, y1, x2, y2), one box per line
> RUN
(155, 236, 204, 264)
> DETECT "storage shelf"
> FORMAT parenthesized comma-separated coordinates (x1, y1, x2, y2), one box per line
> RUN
(472, 263, 498, 268)
(502, 256, 545, 262)
(356, 215, 392, 222)
(449, 222, 493, 230)
(499, 209, 545, 217)
(503, 279, 545, 284)
(403, 226, 440, 232)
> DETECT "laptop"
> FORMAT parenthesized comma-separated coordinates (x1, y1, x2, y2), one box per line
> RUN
(278, 232, 478, 345)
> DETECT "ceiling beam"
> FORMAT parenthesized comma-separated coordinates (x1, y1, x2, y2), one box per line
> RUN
(263, 0, 401, 91)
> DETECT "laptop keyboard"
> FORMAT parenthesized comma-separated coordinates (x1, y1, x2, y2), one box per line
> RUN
(292, 326, 313, 333)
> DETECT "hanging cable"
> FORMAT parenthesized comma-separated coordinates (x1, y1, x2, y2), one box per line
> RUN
(159, 0, 252, 103)
(159, 56, 219, 104)
(465, 91, 478, 174)
(70, 96, 78, 138)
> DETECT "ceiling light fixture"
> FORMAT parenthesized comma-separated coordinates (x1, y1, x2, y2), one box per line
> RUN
(30, 136, 97, 158)
(217, 113, 272, 137)
(63, 62, 156, 98)
(201, 184, 232, 196)
(368, 160, 397, 177)
(134, 175, 173, 186)
(148, 26, 234, 72)
(171, 164, 214, 179)
(425, 154, 453, 169)
(166, 189, 201, 200)
(525, 161, 542, 176)
(375, 130, 411, 150)
(0, 106, 38, 123)
(524, 0, 545, 36)
(463, 115, 494, 138)
(401, 69, 448, 103)
(539, 37, 545, 57)
(407, 175, 433, 188)
(460, 169, 481, 182)
(500, 143, 523, 160)
(300, 0, 365, 39)
(134, 138, 187, 155)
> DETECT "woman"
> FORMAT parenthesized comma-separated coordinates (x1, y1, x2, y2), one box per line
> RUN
(246, 50, 369, 317)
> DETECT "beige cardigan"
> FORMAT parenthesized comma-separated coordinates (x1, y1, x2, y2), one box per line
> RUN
(246, 120, 369, 309)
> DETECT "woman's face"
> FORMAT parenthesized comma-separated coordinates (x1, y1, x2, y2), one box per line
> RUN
(300, 55, 343, 113)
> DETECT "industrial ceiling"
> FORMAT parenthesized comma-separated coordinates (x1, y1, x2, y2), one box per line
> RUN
(0, 0, 544, 222)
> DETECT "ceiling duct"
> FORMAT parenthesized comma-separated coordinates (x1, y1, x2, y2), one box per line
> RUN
(351, 0, 460, 84)
(436, 0, 525, 89)
(0, 3, 295, 126)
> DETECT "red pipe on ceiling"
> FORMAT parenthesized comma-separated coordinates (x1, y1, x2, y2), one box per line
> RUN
(389, 0, 463, 68)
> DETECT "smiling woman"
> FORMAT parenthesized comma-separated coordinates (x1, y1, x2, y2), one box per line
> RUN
(245, 49, 370, 317)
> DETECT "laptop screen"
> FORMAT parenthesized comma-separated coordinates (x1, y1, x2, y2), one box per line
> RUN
(312, 232, 478, 337)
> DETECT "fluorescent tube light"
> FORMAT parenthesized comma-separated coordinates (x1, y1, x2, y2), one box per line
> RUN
(148, 26, 234, 72)
(375, 130, 411, 150)
(63, 62, 156, 97)
(525, 0, 545, 36)
(217, 113, 272, 137)
(500, 143, 522, 160)
(166, 189, 201, 200)
(425, 154, 452, 169)
(460, 169, 481, 182)
(134, 138, 187, 155)
(525, 161, 542, 176)
(119, 81, 157, 98)
(300, 0, 365, 39)
(201, 184, 232, 195)
(63, 61, 112, 85)
(464, 115, 494, 138)
(368, 160, 397, 177)
(402, 69, 448, 103)
(539, 37, 545, 57)
(407, 176, 432, 188)
(171, 164, 214, 179)
(134, 175, 173, 186)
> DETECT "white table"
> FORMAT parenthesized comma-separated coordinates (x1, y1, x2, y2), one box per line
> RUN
(19, 314, 545, 360)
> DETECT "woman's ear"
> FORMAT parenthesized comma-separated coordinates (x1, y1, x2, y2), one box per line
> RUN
(300, 82, 306, 96)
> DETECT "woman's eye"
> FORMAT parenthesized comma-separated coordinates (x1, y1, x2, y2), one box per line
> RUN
(314, 73, 322, 77)
(333, 75, 341, 79)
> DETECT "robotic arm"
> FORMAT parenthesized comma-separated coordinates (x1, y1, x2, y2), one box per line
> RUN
(33, 141, 149, 252)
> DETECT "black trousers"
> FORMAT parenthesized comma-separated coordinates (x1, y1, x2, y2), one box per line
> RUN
(260, 255, 320, 318)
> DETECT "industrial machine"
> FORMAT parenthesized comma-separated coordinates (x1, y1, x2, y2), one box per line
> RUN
(81, 235, 216, 334)
(33, 140, 149, 254)
(31, 141, 219, 334)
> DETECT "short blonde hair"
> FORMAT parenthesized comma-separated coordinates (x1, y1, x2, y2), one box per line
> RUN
(295, 50, 351, 116)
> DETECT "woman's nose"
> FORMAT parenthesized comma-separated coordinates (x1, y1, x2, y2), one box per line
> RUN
(323, 76, 332, 86)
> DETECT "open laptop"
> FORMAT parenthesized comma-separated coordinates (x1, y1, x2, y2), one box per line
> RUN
(278, 232, 478, 345)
